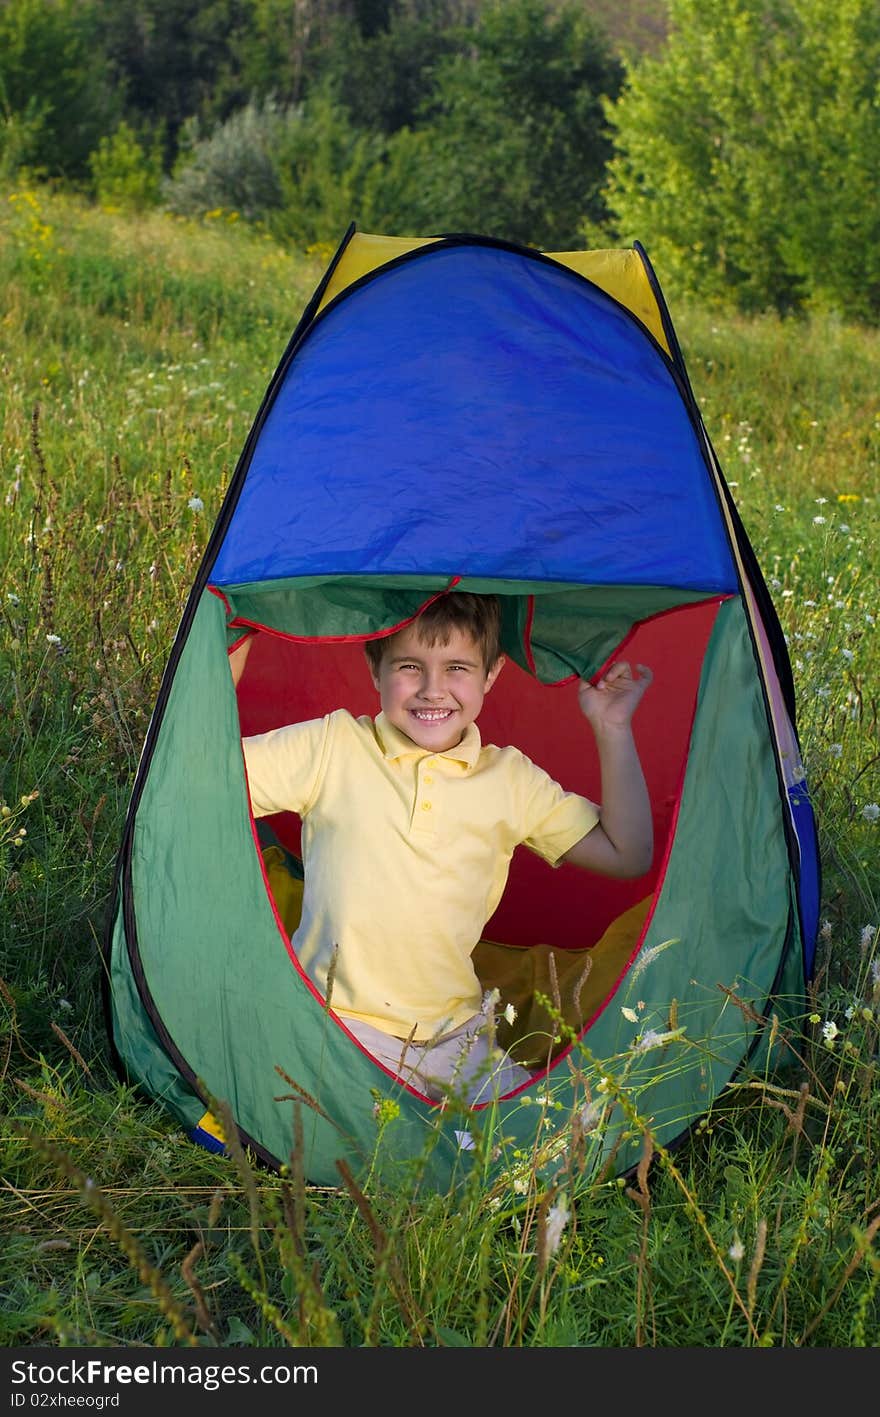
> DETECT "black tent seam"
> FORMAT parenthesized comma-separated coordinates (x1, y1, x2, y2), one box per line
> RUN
(634, 243, 817, 983)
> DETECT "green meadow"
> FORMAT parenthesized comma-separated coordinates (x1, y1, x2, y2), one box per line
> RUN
(1, 187, 878, 1348)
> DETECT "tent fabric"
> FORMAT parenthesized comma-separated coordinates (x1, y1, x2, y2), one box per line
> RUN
(104, 231, 819, 1191)
(209, 244, 737, 590)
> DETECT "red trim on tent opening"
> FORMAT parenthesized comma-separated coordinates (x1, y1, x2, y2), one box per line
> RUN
(217, 576, 462, 646)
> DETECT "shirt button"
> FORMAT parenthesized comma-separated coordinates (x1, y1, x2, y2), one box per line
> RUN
(422, 801, 432, 811)
(423, 774, 433, 785)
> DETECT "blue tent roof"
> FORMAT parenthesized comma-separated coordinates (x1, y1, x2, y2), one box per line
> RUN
(211, 243, 738, 591)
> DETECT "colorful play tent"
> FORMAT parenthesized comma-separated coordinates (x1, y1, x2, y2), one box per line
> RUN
(103, 229, 820, 1190)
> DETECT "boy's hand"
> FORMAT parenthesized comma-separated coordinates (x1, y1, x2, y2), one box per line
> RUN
(577, 661, 653, 732)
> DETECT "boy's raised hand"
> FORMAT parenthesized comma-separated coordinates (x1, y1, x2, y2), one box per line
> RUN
(577, 661, 653, 732)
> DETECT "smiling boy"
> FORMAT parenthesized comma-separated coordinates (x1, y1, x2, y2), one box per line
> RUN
(231, 592, 653, 1102)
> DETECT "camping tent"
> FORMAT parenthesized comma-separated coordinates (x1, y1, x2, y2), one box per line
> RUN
(103, 229, 820, 1191)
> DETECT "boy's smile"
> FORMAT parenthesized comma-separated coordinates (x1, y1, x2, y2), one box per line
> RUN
(369, 623, 504, 753)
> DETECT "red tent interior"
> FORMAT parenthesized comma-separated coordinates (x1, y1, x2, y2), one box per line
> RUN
(235, 598, 723, 951)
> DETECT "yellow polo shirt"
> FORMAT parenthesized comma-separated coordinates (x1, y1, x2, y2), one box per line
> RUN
(242, 709, 598, 1040)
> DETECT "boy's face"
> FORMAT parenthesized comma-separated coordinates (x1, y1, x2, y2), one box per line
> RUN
(369, 623, 504, 753)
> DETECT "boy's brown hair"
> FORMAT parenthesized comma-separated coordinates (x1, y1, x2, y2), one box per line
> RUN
(364, 592, 503, 675)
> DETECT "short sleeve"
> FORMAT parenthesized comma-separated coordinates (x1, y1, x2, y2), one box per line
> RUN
(517, 756, 599, 867)
(241, 714, 332, 818)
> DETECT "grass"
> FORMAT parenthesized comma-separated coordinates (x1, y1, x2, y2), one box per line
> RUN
(1, 186, 878, 1348)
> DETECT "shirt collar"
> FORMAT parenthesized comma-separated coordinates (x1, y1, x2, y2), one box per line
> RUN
(374, 711, 482, 769)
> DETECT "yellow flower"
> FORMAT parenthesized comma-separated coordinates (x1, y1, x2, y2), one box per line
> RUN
(837, 493, 860, 503)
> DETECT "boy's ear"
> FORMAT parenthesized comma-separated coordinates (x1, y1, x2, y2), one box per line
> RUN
(365, 650, 381, 692)
(484, 654, 506, 692)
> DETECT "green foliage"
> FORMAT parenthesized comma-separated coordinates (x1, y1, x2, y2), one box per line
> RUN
(604, 0, 880, 319)
(162, 98, 294, 221)
(93, 0, 256, 157)
(408, 0, 624, 246)
(89, 122, 165, 213)
(0, 0, 121, 181)
(315, 4, 467, 134)
(131, 0, 627, 247)
(162, 94, 387, 245)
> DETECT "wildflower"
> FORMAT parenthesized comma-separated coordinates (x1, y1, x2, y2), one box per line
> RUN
(819, 921, 832, 941)
(861, 804, 879, 822)
(773, 505, 785, 513)
(815, 497, 828, 504)
(828, 744, 843, 757)
(837, 493, 860, 503)
(579, 1100, 604, 1132)
(808, 1013, 821, 1024)
(45, 633, 61, 645)
(860, 925, 876, 951)
(543, 1196, 570, 1257)
(729, 1237, 745, 1263)
(842, 647, 854, 663)
(844, 1005, 855, 1021)
(503, 1002, 517, 1026)
(6, 592, 19, 605)
(839, 525, 850, 534)
(621, 1006, 639, 1023)
(813, 516, 826, 525)
(188, 495, 204, 513)
(630, 938, 675, 981)
(821, 1019, 839, 1044)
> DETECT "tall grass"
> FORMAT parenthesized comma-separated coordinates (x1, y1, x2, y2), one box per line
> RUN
(1, 188, 877, 1347)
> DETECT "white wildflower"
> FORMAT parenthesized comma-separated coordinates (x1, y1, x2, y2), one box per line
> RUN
(579, 1100, 604, 1132)
(860, 925, 876, 951)
(862, 804, 880, 822)
(828, 744, 843, 757)
(543, 1196, 570, 1257)
(842, 648, 854, 662)
(728, 1237, 745, 1263)
(503, 1002, 517, 1026)
(188, 495, 204, 513)
(45, 633, 61, 645)
(821, 1019, 839, 1043)
(620, 1006, 639, 1023)
(813, 515, 826, 525)
(7, 592, 20, 606)
(630, 938, 675, 981)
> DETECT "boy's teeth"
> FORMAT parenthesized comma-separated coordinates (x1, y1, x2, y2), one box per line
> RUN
(413, 710, 451, 719)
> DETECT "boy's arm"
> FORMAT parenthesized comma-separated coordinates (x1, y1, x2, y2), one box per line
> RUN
(228, 630, 256, 688)
(560, 661, 654, 880)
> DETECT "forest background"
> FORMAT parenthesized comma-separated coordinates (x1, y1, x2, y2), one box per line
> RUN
(2, 0, 880, 319)
(1, 0, 879, 1350)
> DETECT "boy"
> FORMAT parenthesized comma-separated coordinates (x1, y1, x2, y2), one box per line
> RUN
(230, 593, 653, 1103)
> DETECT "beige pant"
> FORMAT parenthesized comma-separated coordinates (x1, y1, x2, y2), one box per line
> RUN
(341, 1005, 532, 1104)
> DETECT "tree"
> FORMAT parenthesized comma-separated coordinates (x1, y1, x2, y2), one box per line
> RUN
(0, 0, 121, 180)
(603, 0, 880, 319)
(407, 0, 624, 247)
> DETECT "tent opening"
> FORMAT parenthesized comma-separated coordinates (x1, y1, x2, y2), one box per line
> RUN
(231, 589, 727, 1079)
